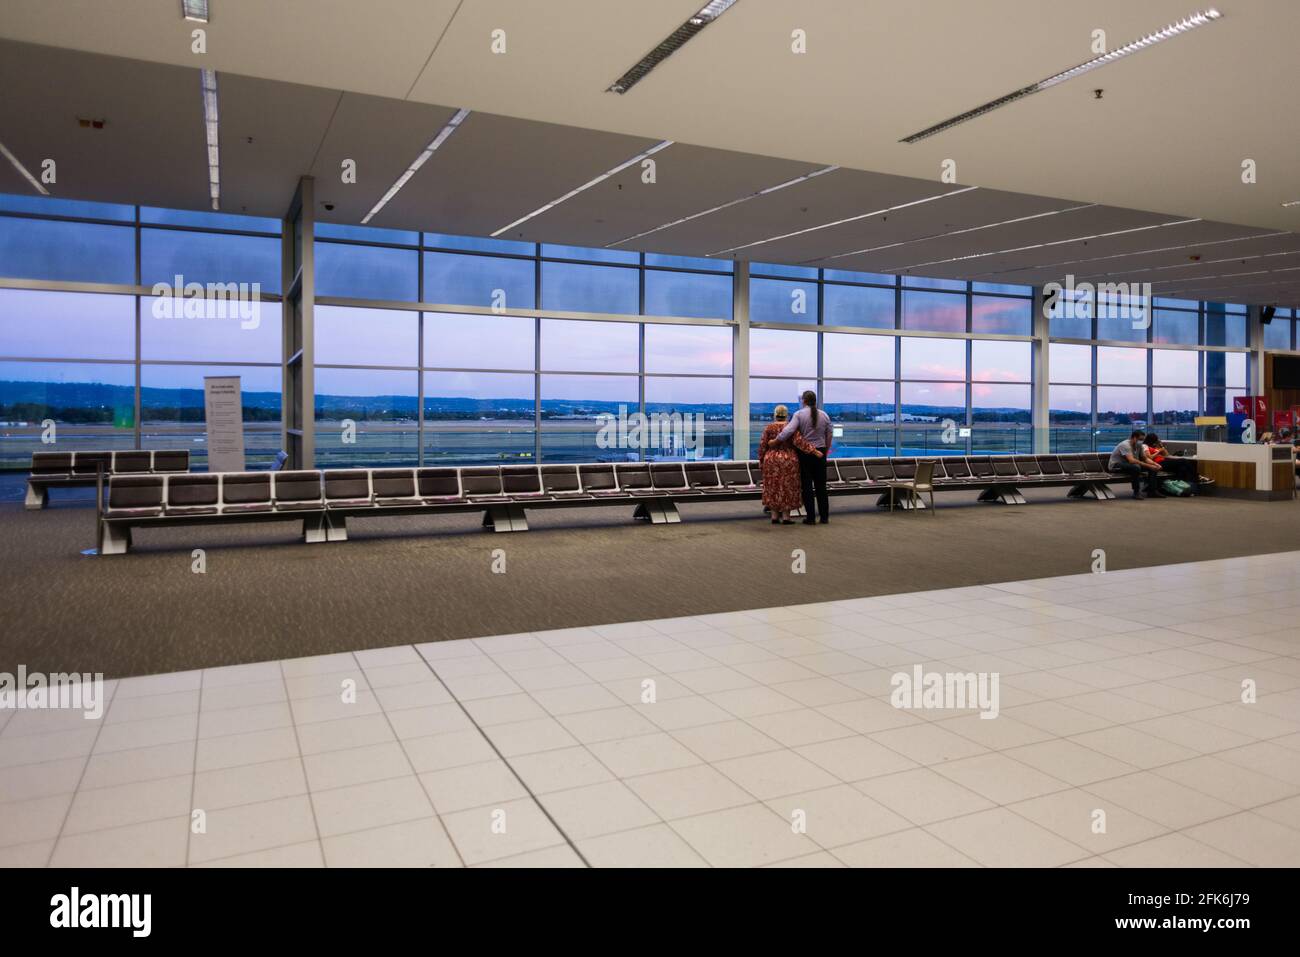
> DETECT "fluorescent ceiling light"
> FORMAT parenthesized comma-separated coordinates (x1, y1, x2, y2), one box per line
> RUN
(0, 140, 49, 196)
(901, 8, 1222, 143)
(1282, 200, 1300, 208)
(491, 140, 674, 237)
(707, 186, 979, 257)
(200, 69, 220, 210)
(181, 0, 209, 23)
(607, 0, 740, 94)
(885, 219, 1202, 273)
(606, 165, 839, 248)
(361, 108, 470, 225)
(816, 203, 1096, 264)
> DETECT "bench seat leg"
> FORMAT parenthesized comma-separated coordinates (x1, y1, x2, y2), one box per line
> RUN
(1068, 482, 1113, 500)
(483, 504, 528, 532)
(326, 515, 349, 542)
(101, 522, 131, 555)
(303, 513, 328, 544)
(25, 482, 48, 510)
(977, 485, 1024, 505)
(634, 500, 681, 524)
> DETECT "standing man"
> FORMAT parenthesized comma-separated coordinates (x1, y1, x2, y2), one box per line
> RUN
(777, 390, 832, 524)
(1108, 428, 1161, 499)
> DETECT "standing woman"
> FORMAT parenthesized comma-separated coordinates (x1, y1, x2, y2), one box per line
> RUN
(778, 390, 833, 524)
(759, 405, 817, 524)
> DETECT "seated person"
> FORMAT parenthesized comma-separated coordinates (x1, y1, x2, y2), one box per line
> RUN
(1108, 429, 1162, 499)
(1144, 432, 1196, 492)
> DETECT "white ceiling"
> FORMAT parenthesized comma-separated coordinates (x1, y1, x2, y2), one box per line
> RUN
(1, 0, 1298, 305)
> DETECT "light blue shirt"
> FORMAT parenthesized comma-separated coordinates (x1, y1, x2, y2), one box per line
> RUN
(777, 406, 831, 449)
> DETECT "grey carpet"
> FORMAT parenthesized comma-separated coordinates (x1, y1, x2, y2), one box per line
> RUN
(3, 488, 1299, 679)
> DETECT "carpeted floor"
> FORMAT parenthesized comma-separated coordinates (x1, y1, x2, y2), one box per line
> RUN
(3, 487, 1299, 679)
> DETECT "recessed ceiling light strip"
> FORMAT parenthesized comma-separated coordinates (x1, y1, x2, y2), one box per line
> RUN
(707, 186, 979, 257)
(361, 108, 471, 225)
(0, 140, 49, 196)
(200, 68, 220, 211)
(1028, 231, 1290, 275)
(490, 140, 674, 237)
(814, 203, 1096, 264)
(607, 0, 740, 95)
(900, 8, 1222, 143)
(605, 164, 839, 248)
(885, 218, 1202, 273)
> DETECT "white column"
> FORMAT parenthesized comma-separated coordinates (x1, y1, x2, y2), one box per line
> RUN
(731, 261, 750, 460)
(1031, 286, 1050, 453)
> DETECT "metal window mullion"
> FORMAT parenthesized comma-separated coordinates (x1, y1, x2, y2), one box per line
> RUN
(417, 247, 425, 468)
(534, 251, 542, 463)
(133, 205, 142, 449)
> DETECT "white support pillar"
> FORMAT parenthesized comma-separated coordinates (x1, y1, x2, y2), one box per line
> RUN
(732, 261, 750, 460)
(1031, 286, 1050, 453)
(1248, 304, 1265, 396)
(282, 176, 316, 469)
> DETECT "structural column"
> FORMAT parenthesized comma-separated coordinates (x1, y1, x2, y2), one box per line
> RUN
(1247, 304, 1265, 396)
(282, 176, 316, 469)
(731, 261, 750, 460)
(1030, 286, 1050, 453)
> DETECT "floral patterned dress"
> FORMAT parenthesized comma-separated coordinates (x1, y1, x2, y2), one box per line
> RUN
(760, 421, 814, 512)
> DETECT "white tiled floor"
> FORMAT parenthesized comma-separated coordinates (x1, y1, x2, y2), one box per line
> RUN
(4, 551, 1300, 867)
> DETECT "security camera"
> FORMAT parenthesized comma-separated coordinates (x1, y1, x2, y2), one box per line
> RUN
(322, 202, 335, 212)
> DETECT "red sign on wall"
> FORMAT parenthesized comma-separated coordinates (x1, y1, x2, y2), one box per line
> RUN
(1234, 395, 1269, 431)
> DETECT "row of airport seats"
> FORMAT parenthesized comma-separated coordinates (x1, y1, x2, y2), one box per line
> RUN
(26, 450, 190, 510)
(96, 453, 1127, 555)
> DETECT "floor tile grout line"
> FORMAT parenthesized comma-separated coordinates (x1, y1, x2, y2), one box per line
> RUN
(41, 680, 120, 867)
(182, 670, 204, 867)
(413, 649, 593, 868)
(355, 647, 467, 869)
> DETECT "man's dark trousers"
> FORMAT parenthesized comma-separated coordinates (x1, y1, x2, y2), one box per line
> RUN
(797, 449, 829, 520)
(1110, 462, 1159, 495)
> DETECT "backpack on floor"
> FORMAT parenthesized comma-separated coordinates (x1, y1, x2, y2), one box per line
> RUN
(1161, 478, 1193, 497)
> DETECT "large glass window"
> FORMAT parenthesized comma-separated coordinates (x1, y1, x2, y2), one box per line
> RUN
(141, 363, 282, 470)
(315, 242, 419, 301)
(0, 290, 134, 360)
(425, 313, 535, 371)
(823, 333, 894, 380)
(313, 367, 418, 468)
(644, 325, 731, 375)
(643, 270, 731, 320)
(0, 217, 134, 284)
(540, 374, 638, 463)
(540, 319, 638, 373)
(750, 277, 818, 325)
(424, 371, 535, 465)
(750, 329, 817, 378)
(823, 284, 894, 329)
(141, 229, 280, 293)
(316, 306, 418, 367)
(901, 290, 966, 333)
(425, 251, 534, 310)
(900, 337, 966, 381)
(540, 261, 638, 314)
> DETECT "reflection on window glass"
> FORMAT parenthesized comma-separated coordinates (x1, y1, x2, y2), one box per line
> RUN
(540, 261, 638, 314)
(0, 218, 134, 284)
(317, 222, 418, 245)
(971, 296, 1031, 335)
(971, 340, 1030, 382)
(425, 233, 532, 255)
(823, 283, 894, 329)
(900, 336, 965, 381)
(142, 295, 279, 363)
(141, 229, 281, 293)
(750, 277, 818, 325)
(644, 324, 731, 375)
(424, 371, 535, 465)
(823, 269, 895, 286)
(643, 270, 731, 319)
(972, 282, 1032, 296)
(1225, 352, 1246, 388)
(822, 333, 893, 379)
(1263, 318, 1293, 351)
(1096, 346, 1146, 385)
(540, 319, 638, 372)
(751, 262, 818, 279)
(1203, 305, 1246, 347)
(0, 192, 134, 220)
(140, 207, 280, 233)
(750, 329, 816, 377)
(903, 276, 967, 291)
(1047, 288, 1091, 339)
(644, 253, 731, 273)
(0, 289, 134, 360)
(316, 306, 418, 367)
(1152, 309, 1198, 345)
(315, 242, 418, 301)
(1096, 310, 1148, 343)
(424, 251, 535, 309)
(902, 290, 965, 333)
(424, 313, 535, 371)
(540, 244, 638, 265)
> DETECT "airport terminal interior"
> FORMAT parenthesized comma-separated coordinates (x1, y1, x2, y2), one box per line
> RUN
(2, 0, 1300, 871)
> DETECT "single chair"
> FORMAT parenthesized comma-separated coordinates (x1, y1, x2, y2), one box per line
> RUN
(885, 460, 936, 515)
